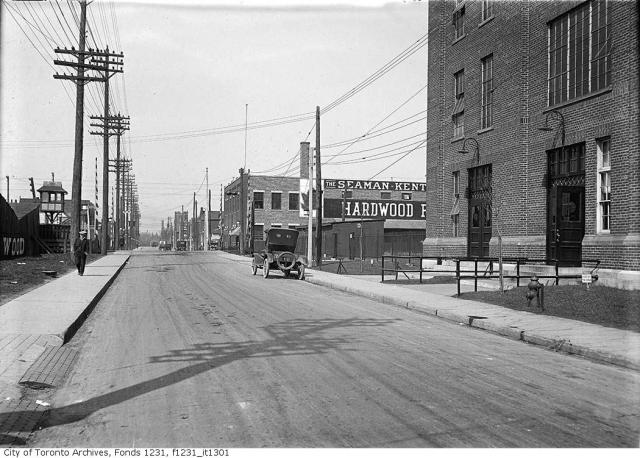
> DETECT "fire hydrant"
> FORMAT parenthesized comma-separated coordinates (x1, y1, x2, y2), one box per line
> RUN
(526, 275, 545, 310)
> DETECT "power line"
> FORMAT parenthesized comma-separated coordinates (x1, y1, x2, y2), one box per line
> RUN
(368, 140, 426, 180)
(321, 32, 428, 115)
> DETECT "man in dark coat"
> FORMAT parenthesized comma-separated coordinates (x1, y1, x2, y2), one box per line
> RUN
(73, 230, 89, 275)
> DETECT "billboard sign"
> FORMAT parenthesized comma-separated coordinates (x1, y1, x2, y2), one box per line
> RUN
(324, 179, 426, 192)
(324, 199, 426, 220)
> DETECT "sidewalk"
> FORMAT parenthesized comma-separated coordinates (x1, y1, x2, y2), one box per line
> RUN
(219, 251, 640, 371)
(0, 252, 130, 424)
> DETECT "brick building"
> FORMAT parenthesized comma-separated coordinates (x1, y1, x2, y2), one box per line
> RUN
(223, 171, 307, 252)
(424, 0, 639, 279)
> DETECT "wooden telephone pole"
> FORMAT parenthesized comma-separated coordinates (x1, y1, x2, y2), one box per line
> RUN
(92, 46, 124, 254)
(53, 0, 92, 252)
(315, 106, 322, 266)
(90, 114, 129, 250)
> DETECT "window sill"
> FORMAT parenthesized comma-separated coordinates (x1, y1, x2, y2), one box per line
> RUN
(478, 16, 494, 28)
(451, 136, 465, 144)
(545, 86, 612, 112)
(477, 126, 494, 135)
(452, 34, 467, 45)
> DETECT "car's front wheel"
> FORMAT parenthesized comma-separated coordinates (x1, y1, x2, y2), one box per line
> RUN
(263, 263, 270, 278)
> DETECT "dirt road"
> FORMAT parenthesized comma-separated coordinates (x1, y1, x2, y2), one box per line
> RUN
(30, 249, 640, 447)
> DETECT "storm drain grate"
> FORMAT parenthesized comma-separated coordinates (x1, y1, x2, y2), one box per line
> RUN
(19, 345, 78, 389)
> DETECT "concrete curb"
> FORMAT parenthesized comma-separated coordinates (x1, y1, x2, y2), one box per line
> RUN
(305, 274, 640, 372)
(62, 254, 130, 344)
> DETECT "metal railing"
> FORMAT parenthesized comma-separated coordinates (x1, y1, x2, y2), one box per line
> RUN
(381, 255, 600, 296)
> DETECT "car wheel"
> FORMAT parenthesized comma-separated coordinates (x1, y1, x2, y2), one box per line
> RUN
(263, 263, 270, 278)
(251, 262, 257, 275)
(298, 264, 306, 280)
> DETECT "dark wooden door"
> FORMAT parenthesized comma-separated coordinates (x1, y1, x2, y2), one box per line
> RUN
(546, 143, 586, 266)
(467, 165, 492, 258)
(547, 186, 585, 266)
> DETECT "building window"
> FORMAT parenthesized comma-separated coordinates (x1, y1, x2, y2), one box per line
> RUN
(453, 171, 460, 196)
(481, 0, 493, 22)
(452, 171, 460, 236)
(271, 192, 281, 210)
(452, 214, 460, 237)
(453, 5, 465, 40)
(253, 191, 264, 209)
(548, 0, 610, 106)
(288, 192, 299, 210)
(591, 0, 610, 92)
(597, 138, 611, 232)
(401, 192, 412, 201)
(381, 191, 392, 200)
(452, 70, 465, 138)
(481, 54, 493, 129)
(253, 224, 264, 240)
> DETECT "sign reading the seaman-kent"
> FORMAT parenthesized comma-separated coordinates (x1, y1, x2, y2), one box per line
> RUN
(324, 179, 426, 192)
(324, 199, 426, 220)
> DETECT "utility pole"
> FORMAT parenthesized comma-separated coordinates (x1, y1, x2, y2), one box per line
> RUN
(307, 148, 314, 265)
(52, 0, 91, 252)
(104, 157, 130, 249)
(205, 168, 209, 251)
(5, 176, 9, 201)
(90, 114, 129, 250)
(239, 167, 245, 255)
(75, 45, 124, 254)
(192, 192, 197, 251)
(315, 106, 322, 266)
(95, 46, 124, 254)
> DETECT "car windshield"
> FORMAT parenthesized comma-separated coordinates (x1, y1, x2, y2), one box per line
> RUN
(266, 229, 298, 252)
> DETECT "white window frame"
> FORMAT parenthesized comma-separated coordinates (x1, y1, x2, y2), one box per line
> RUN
(453, 171, 460, 197)
(481, 0, 493, 22)
(481, 54, 494, 129)
(596, 138, 611, 233)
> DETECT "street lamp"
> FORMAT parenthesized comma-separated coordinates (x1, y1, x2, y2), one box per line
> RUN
(457, 138, 480, 164)
(538, 109, 565, 146)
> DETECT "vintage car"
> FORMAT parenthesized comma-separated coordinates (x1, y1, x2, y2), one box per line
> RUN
(252, 228, 307, 279)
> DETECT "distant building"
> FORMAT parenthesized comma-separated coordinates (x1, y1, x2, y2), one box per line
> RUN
(221, 142, 427, 257)
(223, 171, 306, 252)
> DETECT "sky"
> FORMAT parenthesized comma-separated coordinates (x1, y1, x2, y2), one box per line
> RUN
(1, 0, 429, 233)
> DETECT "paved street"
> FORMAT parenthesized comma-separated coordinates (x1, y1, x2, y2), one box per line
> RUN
(28, 248, 639, 447)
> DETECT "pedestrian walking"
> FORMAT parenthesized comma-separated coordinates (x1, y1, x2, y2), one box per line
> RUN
(74, 230, 89, 276)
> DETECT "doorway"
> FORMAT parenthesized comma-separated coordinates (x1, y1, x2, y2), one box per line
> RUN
(546, 144, 585, 266)
(467, 164, 492, 257)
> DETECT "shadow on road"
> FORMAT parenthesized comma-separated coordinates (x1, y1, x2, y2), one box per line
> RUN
(0, 317, 398, 437)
